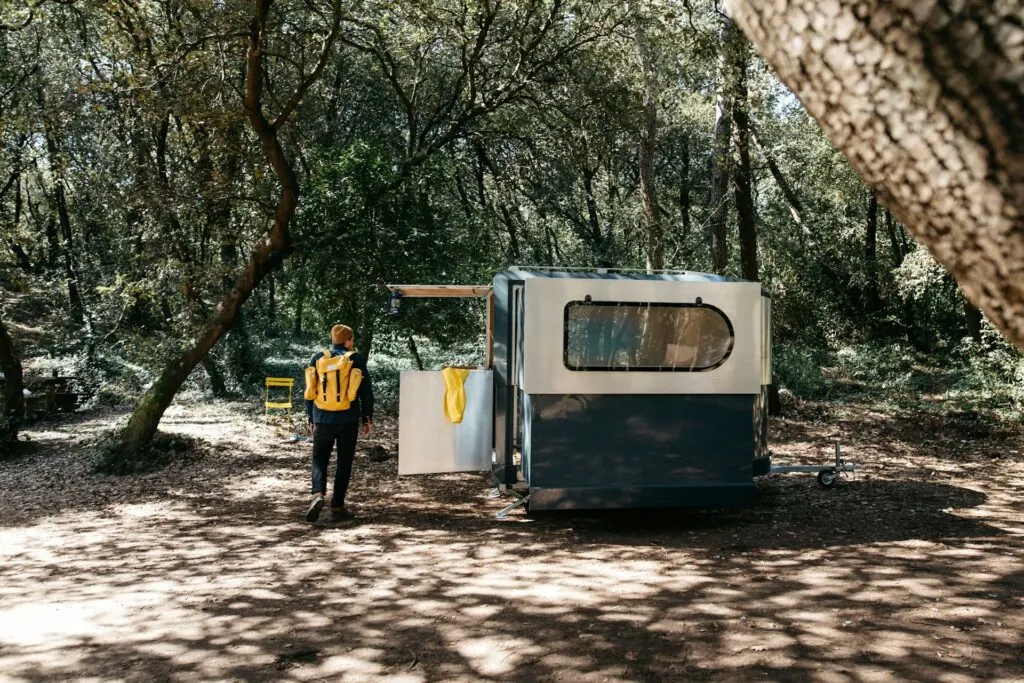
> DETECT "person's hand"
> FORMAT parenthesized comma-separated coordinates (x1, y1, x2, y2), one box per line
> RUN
(307, 421, 313, 435)
(362, 419, 373, 437)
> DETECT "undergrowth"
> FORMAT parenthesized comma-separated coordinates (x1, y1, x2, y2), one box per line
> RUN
(776, 333, 1024, 430)
(92, 430, 204, 475)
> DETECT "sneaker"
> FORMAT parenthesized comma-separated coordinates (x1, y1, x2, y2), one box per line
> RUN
(306, 495, 325, 523)
(329, 507, 355, 523)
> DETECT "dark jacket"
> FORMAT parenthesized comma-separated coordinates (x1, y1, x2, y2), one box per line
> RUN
(305, 345, 374, 425)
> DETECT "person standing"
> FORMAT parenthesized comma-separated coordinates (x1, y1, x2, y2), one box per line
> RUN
(303, 324, 373, 523)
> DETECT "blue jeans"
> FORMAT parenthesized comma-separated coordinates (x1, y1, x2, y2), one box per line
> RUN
(311, 421, 359, 508)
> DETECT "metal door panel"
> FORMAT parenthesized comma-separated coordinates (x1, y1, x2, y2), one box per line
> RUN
(398, 370, 493, 474)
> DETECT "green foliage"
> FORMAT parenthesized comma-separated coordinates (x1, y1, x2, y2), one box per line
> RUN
(0, 0, 1020, 434)
(367, 336, 485, 411)
(774, 346, 831, 399)
(950, 326, 1024, 410)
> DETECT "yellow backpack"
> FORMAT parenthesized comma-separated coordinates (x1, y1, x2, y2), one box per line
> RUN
(304, 349, 363, 411)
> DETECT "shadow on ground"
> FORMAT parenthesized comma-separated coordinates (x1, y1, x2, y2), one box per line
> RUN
(0, 402, 1022, 681)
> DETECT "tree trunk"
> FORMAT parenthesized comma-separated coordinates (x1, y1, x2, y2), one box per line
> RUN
(109, 0, 340, 459)
(204, 356, 229, 398)
(728, 1, 1024, 350)
(884, 208, 904, 268)
(709, 17, 740, 274)
(964, 297, 983, 342)
(407, 334, 424, 371)
(751, 123, 805, 227)
(6, 240, 33, 273)
(582, 167, 610, 267)
(0, 319, 25, 445)
(24, 185, 58, 269)
(293, 288, 304, 337)
(634, 14, 664, 272)
(362, 316, 376, 362)
(678, 136, 691, 240)
(905, 298, 922, 350)
(39, 94, 85, 326)
(3, 175, 33, 273)
(268, 273, 277, 330)
(864, 192, 882, 322)
(54, 181, 85, 326)
(498, 204, 522, 263)
(732, 38, 759, 282)
(0, 317, 24, 446)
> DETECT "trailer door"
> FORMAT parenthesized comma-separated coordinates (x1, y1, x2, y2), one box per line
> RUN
(398, 369, 494, 475)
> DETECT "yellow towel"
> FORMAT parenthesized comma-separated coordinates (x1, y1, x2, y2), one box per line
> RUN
(441, 367, 471, 423)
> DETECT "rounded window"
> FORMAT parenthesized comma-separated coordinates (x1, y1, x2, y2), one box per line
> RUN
(563, 301, 734, 371)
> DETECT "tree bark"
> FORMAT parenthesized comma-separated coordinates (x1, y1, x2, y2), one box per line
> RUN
(709, 16, 741, 274)
(0, 319, 24, 445)
(109, 0, 341, 459)
(728, 0, 1024, 349)
(732, 37, 759, 282)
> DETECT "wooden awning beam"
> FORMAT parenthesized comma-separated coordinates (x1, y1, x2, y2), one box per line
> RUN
(386, 284, 496, 369)
(386, 284, 492, 298)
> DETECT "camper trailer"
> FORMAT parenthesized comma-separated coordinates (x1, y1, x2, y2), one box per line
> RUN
(394, 267, 785, 512)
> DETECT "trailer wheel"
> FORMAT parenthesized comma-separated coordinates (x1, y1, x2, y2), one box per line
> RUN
(817, 470, 838, 488)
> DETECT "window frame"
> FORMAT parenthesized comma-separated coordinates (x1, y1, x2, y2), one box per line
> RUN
(561, 300, 736, 372)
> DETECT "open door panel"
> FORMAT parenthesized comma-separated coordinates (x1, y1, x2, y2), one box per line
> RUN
(398, 370, 493, 475)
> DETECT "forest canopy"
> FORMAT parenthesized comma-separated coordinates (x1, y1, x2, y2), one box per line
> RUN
(1, 0, 1019, 458)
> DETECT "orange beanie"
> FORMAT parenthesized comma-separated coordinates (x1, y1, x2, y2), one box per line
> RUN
(331, 324, 354, 345)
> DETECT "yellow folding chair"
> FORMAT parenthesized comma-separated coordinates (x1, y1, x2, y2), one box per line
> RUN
(264, 377, 295, 420)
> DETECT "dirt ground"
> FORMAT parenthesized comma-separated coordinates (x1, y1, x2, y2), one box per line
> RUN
(1, 400, 1022, 682)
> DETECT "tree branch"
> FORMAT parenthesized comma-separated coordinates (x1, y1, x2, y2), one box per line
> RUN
(270, 1, 342, 130)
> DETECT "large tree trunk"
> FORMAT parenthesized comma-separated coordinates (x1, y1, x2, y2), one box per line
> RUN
(728, 1, 1024, 349)
(732, 37, 759, 282)
(109, 0, 340, 459)
(0, 319, 25, 445)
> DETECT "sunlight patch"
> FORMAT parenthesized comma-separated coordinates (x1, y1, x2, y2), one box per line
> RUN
(457, 636, 537, 676)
